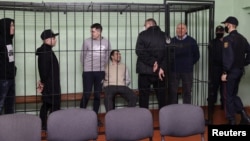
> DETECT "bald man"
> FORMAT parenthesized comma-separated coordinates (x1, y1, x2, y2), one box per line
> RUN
(168, 23, 200, 104)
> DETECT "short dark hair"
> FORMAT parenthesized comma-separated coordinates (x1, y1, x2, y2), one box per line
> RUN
(145, 18, 157, 26)
(110, 50, 120, 61)
(91, 23, 102, 32)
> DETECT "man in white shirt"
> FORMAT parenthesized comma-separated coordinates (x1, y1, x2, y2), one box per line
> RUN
(103, 50, 137, 112)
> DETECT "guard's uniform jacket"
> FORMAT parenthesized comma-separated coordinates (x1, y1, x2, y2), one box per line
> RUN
(222, 30, 250, 120)
(223, 30, 250, 72)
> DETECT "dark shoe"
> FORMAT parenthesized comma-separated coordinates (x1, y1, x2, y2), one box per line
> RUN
(240, 110, 250, 124)
(205, 119, 212, 125)
(220, 104, 224, 110)
(98, 119, 103, 127)
(42, 126, 47, 131)
(207, 107, 213, 125)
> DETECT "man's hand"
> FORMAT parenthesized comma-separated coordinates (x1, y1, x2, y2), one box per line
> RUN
(221, 74, 227, 82)
(153, 61, 158, 72)
(37, 80, 44, 93)
(158, 68, 165, 81)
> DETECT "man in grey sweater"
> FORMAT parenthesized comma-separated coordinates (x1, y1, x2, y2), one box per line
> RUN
(80, 23, 111, 125)
(103, 50, 137, 112)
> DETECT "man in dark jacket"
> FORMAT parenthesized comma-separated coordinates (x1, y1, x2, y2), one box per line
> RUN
(206, 25, 225, 125)
(0, 18, 16, 115)
(36, 29, 61, 130)
(135, 18, 167, 109)
(221, 16, 250, 125)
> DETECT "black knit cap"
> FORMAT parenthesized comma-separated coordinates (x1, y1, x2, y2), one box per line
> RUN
(40, 29, 59, 40)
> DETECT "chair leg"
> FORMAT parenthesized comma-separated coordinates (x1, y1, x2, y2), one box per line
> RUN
(161, 136, 165, 141)
(201, 133, 205, 141)
(149, 137, 153, 141)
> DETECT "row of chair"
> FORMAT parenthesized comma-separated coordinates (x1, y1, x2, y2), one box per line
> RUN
(0, 104, 205, 141)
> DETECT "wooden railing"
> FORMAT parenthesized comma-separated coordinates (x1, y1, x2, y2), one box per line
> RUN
(15, 88, 183, 104)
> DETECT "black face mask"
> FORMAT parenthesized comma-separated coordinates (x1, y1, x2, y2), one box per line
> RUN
(224, 26, 229, 33)
(216, 33, 224, 39)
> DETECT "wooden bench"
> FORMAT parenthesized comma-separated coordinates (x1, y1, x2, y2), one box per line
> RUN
(15, 87, 182, 104)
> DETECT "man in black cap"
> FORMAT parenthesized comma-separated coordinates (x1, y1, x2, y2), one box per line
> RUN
(221, 16, 250, 125)
(206, 25, 225, 125)
(36, 29, 61, 130)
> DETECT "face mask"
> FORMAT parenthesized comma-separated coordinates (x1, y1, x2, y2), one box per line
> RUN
(216, 33, 224, 39)
(224, 26, 229, 33)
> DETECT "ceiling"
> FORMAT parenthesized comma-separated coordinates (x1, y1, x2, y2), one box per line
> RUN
(0, 1, 214, 13)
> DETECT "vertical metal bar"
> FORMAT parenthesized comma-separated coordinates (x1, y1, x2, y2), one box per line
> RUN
(23, 10, 27, 113)
(158, 5, 161, 27)
(116, 4, 119, 52)
(137, 4, 140, 34)
(125, 7, 127, 63)
(82, 4, 85, 105)
(164, 0, 167, 32)
(129, 4, 133, 88)
(13, 2, 16, 112)
(65, 4, 69, 107)
(165, 0, 170, 105)
(91, 3, 93, 72)
(73, 4, 77, 107)
(208, 2, 215, 106)
(34, 8, 38, 115)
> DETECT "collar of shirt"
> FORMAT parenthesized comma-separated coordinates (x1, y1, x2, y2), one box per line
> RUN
(111, 62, 120, 65)
(176, 34, 187, 40)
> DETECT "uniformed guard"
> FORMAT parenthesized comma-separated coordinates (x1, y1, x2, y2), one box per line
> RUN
(221, 16, 250, 125)
(206, 25, 225, 125)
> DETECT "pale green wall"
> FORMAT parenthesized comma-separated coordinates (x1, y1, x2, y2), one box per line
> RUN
(2, 0, 250, 106)
(232, 0, 250, 106)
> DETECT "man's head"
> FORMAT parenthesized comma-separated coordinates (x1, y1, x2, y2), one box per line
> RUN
(10, 20, 14, 35)
(144, 18, 157, 30)
(41, 29, 59, 46)
(110, 50, 121, 63)
(0, 18, 15, 41)
(176, 23, 187, 39)
(221, 16, 238, 33)
(215, 25, 224, 39)
(91, 23, 102, 40)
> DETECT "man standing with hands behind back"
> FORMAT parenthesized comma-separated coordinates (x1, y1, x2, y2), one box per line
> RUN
(221, 16, 250, 125)
(135, 18, 167, 109)
(36, 29, 61, 130)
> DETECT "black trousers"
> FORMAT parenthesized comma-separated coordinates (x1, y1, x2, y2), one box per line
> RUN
(138, 74, 167, 109)
(104, 85, 137, 112)
(169, 72, 193, 104)
(80, 71, 104, 115)
(207, 66, 225, 112)
(39, 101, 60, 130)
(224, 68, 244, 120)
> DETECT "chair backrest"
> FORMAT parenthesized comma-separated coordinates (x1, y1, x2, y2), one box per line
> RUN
(47, 108, 98, 141)
(0, 113, 41, 141)
(105, 107, 153, 141)
(159, 104, 205, 141)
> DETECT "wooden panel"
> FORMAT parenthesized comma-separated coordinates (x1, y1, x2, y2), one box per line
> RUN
(16, 88, 182, 104)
